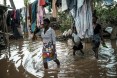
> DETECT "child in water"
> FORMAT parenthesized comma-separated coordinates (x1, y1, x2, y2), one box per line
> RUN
(72, 26, 84, 56)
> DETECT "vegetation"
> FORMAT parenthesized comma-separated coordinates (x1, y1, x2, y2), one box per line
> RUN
(58, 11, 73, 32)
(93, 0, 117, 27)
(24, 0, 30, 6)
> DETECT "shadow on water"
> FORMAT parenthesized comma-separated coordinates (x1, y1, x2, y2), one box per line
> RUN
(0, 39, 117, 78)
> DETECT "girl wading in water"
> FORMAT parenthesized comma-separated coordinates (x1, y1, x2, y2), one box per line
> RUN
(41, 18, 60, 69)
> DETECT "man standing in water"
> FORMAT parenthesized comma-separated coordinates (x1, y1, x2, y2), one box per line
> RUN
(92, 15, 105, 59)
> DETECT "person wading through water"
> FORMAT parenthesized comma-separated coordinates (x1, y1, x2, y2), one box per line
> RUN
(92, 15, 105, 59)
(41, 18, 60, 69)
(72, 26, 84, 56)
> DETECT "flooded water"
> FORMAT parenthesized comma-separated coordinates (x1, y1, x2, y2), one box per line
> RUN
(0, 38, 117, 78)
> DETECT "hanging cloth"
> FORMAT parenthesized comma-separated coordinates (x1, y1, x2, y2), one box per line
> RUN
(31, 0, 38, 32)
(29, 4, 32, 22)
(11, 10, 16, 19)
(62, 0, 68, 11)
(40, 0, 46, 6)
(66, 0, 77, 10)
(45, 0, 52, 12)
(70, 0, 93, 39)
(16, 9, 20, 25)
(56, 0, 61, 7)
(37, 0, 45, 28)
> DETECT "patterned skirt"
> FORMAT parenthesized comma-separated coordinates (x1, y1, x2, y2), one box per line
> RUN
(42, 42, 57, 63)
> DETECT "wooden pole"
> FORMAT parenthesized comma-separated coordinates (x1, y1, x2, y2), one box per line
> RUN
(91, 0, 94, 12)
(9, 0, 16, 9)
(4, 0, 6, 6)
(52, 0, 57, 18)
(2, 9, 10, 57)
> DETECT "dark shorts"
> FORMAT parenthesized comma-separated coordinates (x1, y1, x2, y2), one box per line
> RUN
(73, 42, 83, 50)
(92, 40, 100, 50)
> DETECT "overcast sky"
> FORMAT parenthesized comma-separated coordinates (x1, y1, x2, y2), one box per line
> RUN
(0, 0, 35, 9)
(0, 0, 117, 9)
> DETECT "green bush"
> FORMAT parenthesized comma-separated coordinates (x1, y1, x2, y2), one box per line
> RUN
(58, 12, 73, 32)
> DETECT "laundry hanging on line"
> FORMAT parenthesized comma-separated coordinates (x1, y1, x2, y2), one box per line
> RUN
(62, 0, 93, 39)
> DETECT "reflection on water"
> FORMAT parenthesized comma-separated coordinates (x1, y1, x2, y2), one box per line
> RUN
(0, 39, 117, 78)
(98, 40, 117, 78)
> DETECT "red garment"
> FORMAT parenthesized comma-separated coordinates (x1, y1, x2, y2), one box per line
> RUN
(14, 10, 16, 19)
(11, 10, 16, 19)
(39, 0, 46, 6)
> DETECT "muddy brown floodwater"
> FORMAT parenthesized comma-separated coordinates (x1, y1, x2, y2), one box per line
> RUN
(0, 38, 117, 78)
